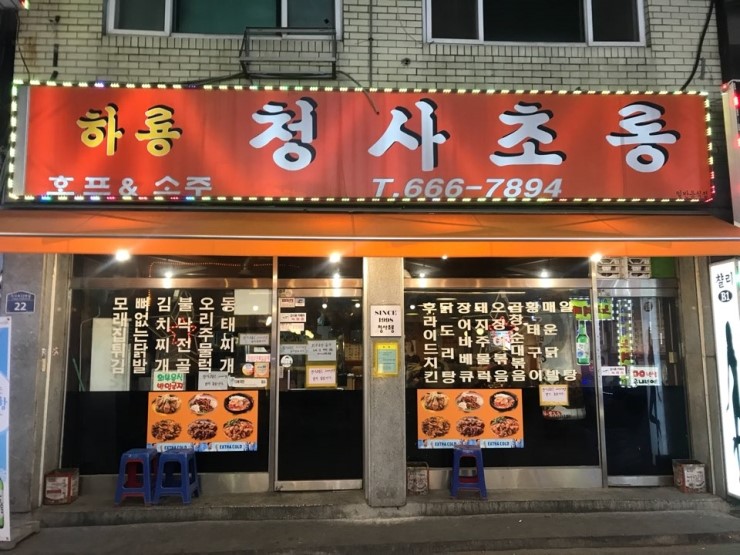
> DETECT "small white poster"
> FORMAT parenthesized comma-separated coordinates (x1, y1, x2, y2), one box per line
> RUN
(198, 371, 229, 391)
(279, 323, 304, 333)
(280, 312, 306, 323)
(239, 333, 270, 346)
(371, 305, 402, 337)
(307, 340, 336, 361)
(539, 384, 569, 406)
(306, 365, 337, 388)
(280, 344, 307, 355)
(630, 366, 660, 386)
(601, 366, 626, 377)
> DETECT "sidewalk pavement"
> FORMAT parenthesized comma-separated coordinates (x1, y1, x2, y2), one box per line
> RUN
(4, 487, 740, 554)
(6, 510, 740, 554)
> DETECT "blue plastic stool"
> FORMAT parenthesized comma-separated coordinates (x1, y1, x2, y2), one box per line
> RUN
(153, 448, 201, 504)
(450, 444, 487, 499)
(114, 448, 158, 505)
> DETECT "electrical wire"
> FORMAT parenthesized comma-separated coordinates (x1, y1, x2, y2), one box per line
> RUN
(337, 70, 379, 114)
(180, 71, 246, 87)
(14, 10, 30, 81)
(680, 0, 715, 91)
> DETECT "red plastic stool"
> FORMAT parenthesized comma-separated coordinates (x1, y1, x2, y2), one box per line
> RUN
(450, 444, 487, 499)
(114, 448, 158, 505)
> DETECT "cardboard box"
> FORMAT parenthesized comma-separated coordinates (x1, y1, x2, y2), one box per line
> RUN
(672, 459, 706, 493)
(44, 468, 79, 505)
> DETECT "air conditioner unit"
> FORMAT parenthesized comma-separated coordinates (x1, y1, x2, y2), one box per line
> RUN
(0, 0, 29, 9)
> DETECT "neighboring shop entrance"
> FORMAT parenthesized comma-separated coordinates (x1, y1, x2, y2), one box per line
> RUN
(598, 284, 690, 485)
(274, 286, 364, 491)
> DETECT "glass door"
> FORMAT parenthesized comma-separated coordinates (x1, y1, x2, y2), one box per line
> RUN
(275, 287, 364, 490)
(598, 290, 690, 484)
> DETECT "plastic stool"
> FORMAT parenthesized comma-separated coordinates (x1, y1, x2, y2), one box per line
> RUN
(450, 444, 487, 499)
(114, 448, 158, 505)
(153, 448, 201, 504)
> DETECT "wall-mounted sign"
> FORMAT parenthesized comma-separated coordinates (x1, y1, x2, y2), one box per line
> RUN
(371, 305, 402, 337)
(373, 341, 399, 377)
(5, 291, 35, 314)
(709, 258, 740, 500)
(11, 85, 711, 205)
(306, 364, 337, 388)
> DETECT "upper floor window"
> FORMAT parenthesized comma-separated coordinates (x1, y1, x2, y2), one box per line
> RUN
(427, 0, 644, 45)
(108, 0, 338, 36)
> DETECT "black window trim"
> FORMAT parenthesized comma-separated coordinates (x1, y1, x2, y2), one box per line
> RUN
(424, 0, 646, 47)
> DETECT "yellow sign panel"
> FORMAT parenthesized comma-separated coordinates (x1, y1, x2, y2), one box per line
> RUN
(373, 340, 399, 377)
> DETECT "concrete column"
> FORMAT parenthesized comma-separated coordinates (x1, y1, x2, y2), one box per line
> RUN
(363, 257, 406, 507)
(677, 257, 725, 496)
(2, 254, 72, 513)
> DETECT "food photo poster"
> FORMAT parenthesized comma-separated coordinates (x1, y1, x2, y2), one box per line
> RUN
(417, 388, 524, 448)
(147, 391, 259, 452)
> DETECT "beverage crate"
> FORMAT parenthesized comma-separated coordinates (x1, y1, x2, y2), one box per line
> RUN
(672, 459, 706, 493)
(406, 462, 429, 495)
(44, 468, 79, 505)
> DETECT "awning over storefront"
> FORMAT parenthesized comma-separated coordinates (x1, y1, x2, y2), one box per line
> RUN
(0, 210, 738, 258)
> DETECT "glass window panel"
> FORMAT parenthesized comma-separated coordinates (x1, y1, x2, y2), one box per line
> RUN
(288, 0, 335, 28)
(73, 255, 273, 278)
(64, 286, 272, 473)
(404, 257, 590, 279)
(431, 0, 478, 40)
(405, 288, 599, 468)
(175, 0, 278, 34)
(483, 0, 584, 43)
(114, 0, 166, 32)
(591, 0, 640, 42)
(277, 257, 363, 279)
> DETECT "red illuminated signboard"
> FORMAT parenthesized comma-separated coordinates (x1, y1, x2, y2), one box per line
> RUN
(8, 84, 712, 205)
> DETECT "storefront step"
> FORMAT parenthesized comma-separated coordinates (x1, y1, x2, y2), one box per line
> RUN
(31, 487, 732, 529)
(10, 510, 740, 555)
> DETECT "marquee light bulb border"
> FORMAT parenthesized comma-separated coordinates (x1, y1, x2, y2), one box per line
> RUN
(5, 80, 714, 206)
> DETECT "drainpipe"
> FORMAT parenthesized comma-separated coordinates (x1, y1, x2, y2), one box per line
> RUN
(368, 0, 374, 88)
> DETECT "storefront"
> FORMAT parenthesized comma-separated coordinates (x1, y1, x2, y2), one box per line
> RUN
(2, 83, 740, 506)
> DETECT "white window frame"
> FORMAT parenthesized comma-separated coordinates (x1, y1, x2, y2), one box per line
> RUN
(106, 0, 342, 39)
(424, 0, 646, 47)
